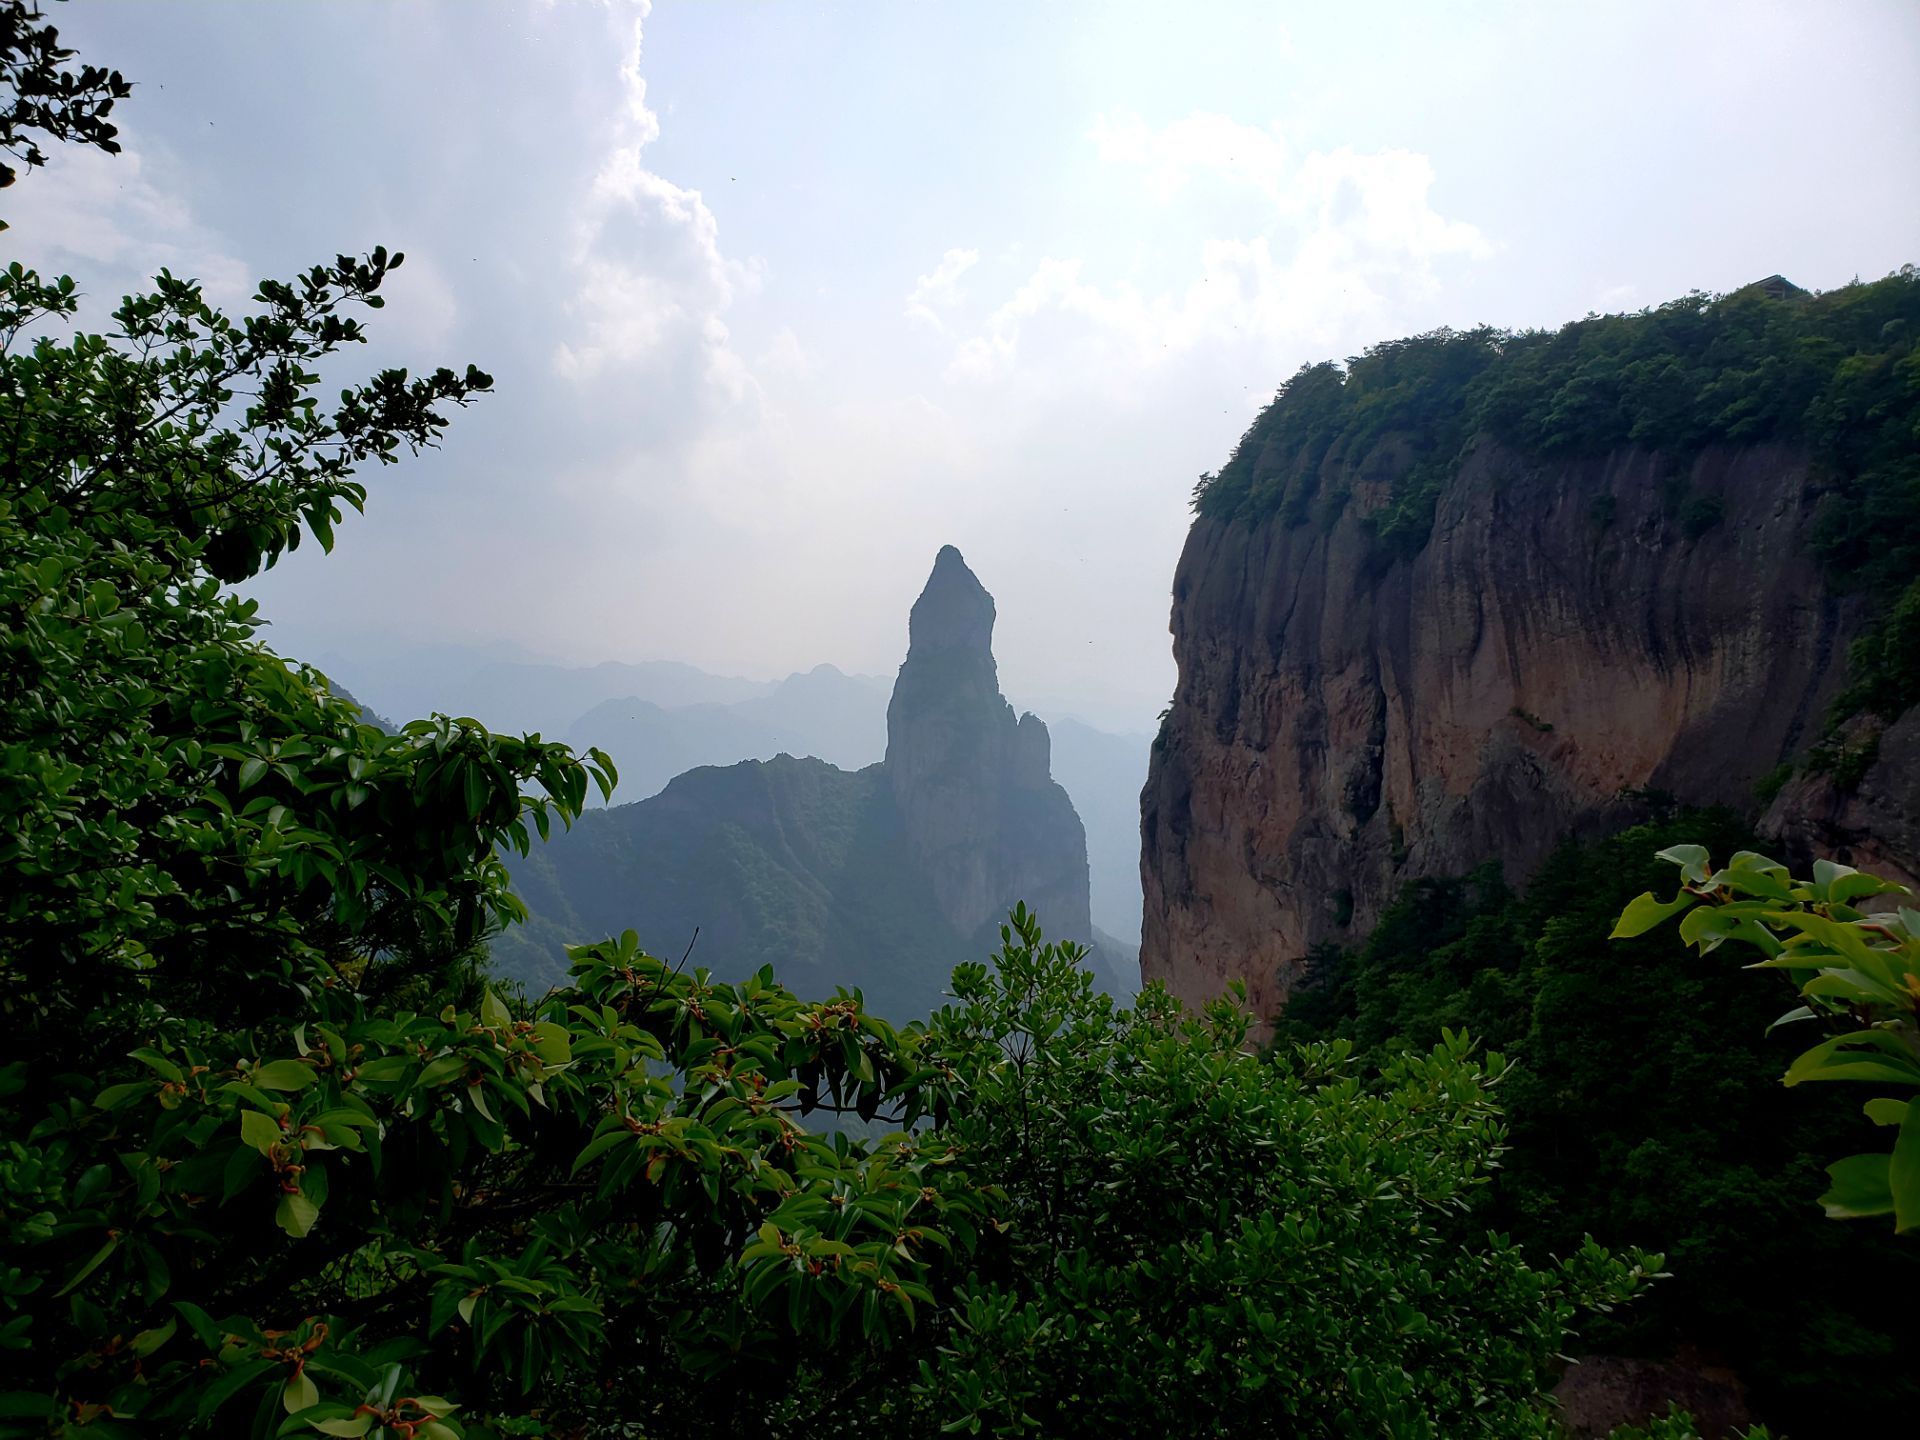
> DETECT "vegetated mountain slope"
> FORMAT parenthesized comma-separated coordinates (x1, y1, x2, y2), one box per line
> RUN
(1143, 270, 1920, 1027)
(492, 755, 974, 1017)
(316, 632, 1149, 921)
(493, 548, 1123, 1018)
(560, 664, 891, 804)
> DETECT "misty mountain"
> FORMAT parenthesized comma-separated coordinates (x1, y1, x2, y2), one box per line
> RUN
(316, 643, 1149, 939)
(493, 548, 1133, 1018)
(310, 643, 774, 737)
(560, 665, 891, 803)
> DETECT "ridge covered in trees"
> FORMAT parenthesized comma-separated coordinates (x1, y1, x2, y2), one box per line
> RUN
(1191, 271, 1920, 721)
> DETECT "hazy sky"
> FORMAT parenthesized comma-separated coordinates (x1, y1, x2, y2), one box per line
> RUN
(12, 0, 1920, 730)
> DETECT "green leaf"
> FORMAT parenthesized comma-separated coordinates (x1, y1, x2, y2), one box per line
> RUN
(130, 1317, 177, 1357)
(253, 1059, 315, 1091)
(238, 756, 269, 790)
(0, 1394, 58, 1420)
(241, 1109, 282, 1155)
(481, 989, 510, 1030)
(419, 1055, 467, 1087)
(354, 1055, 412, 1083)
(1610, 890, 1694, 939)
(276, 1190, 321, 1238)
(1892, 1098, 1920, 1233)
(531, 1020, 572, 1065)
(1783, 1030, 1920, 1088)
(282, 1369, 318, 1415)
(1653, 843, 1710, 882)
(1820, 1152, 1894, 1219)
(55, 1232, 121, 1296)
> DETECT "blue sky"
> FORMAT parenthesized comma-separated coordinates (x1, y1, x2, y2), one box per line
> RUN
(11, 0, 1919, 730)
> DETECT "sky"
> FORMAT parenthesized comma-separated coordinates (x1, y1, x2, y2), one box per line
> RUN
(10, 0, 1920, 732)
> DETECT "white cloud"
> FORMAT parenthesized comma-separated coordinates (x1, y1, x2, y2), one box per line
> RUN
(1090, 110, 1289, 202)
(3, 142, 253, 309)
(756, 325, 813, 379)
(551, 1, 761, 404)
(378, 251, 459, 351)
(946, 114, 1491, 384)
(905, 246, 979, 329)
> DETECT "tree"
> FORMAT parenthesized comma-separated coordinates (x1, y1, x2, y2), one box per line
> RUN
(909, 910, 1658, 1439)
(0, 1, 128, 194)
(1271, 815, 1919, 1431)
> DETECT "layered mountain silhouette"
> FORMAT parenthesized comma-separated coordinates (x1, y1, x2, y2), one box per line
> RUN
(489, 548, 1134, 1016)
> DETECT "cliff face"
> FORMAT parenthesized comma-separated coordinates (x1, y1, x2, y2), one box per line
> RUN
(888, 545, 1092, 943)
(1141, 435, 1916, 1024)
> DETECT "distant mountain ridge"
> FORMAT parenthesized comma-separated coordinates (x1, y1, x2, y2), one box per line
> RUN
(311, 645, 781, 739)
(490, 548, 1136, 1016)
(320, 642, 1149, 942)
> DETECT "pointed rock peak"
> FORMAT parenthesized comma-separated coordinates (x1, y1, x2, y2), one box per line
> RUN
(908, 545, 996, 657)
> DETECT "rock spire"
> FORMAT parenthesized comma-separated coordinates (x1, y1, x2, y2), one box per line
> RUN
(886, 547, 1090, 941)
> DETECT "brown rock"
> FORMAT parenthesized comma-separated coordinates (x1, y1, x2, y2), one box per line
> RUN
(1141, 435, 1915, 1029)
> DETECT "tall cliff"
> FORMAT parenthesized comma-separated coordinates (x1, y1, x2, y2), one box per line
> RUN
(496, 547, 1099, 1015)
(888, 545, 1091, 944)
(1141, 273, 1920, 1024)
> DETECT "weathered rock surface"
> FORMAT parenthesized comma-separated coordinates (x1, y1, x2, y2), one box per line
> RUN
(1141, 435, 1916, 1026)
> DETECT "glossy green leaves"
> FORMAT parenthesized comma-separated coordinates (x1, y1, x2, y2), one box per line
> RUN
(1620, 846, 1920, 1233)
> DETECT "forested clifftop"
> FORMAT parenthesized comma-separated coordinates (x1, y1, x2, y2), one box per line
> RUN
(1142, 272, 1920, 1025)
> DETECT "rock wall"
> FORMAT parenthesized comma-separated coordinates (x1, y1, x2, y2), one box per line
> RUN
(1141, 435, 1916, 1025)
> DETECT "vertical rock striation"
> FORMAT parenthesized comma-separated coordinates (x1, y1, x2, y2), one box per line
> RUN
(888, 545, 1092, 944)
(1141, 436, 1918, 1027)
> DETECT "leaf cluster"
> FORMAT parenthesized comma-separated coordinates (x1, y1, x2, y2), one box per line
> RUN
(0, 0, 129, 194)
(1616, 846, 1920, 1231)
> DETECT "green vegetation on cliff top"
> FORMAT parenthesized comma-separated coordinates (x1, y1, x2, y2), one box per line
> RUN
(1193, 271, 1920, 720)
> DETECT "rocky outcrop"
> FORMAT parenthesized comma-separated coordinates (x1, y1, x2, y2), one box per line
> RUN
(498, 546, 1098, 1016)
(888, 545, 1091, 943)
(1762, 708, 1920, 894)
(1141, 435, 1916, 1025)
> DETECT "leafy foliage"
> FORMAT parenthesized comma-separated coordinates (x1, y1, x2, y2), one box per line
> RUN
(1272, 814, 1920, 1433)
(0, 0, 128, 194)
(912, 914, 1660, 1438)
(1614, 845, 1920, 1232)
